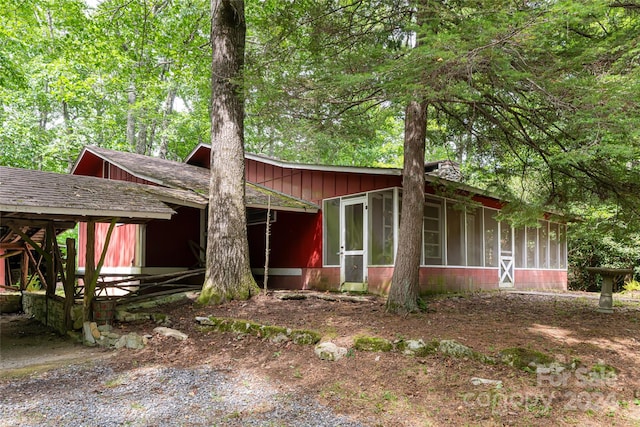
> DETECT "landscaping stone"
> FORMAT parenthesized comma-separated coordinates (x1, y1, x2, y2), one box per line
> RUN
(471, 377, 503, 387)
(115, 333, 147, 349)
(315, 342, 348, 361)
(97, 324, 113, 333)
(438, 339, 475, 358)
(82, 322, 96, 345)
(90, 322, 101, 339)
(270, 332, 290, 344)
(397, 339, 437, 356)
(153, 326, 188, 341)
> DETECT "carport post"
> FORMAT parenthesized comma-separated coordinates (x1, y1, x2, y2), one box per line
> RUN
(83, 220, 96, 321)
(44, 223, 56, 297)
(83, 219, 117, 321)
(63, 238, 76, 331)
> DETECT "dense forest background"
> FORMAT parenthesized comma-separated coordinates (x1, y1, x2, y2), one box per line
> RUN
(1, 0, 638, 288)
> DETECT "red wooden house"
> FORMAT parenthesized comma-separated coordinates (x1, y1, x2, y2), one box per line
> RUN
(72, 144, 567, 294)
(71, 146, 317, 281)
(189, 144, 568, 293)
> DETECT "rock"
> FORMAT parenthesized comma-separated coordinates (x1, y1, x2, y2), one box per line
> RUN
(115, 333, 146, 349)
(438, 339, 474, 358)
(98, 324, 113, 333)
(153, 326, 188, 341)
(471, 377, 503, 387)
(270, 333, 290, 344)
(83, 322, 96, 345)
(195, 316, 214, 326)
(314, 342, 347, 361)
(90, 322, 101, 339)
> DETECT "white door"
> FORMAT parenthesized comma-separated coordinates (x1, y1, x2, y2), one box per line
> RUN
(340, 197, 367, 289)
(499, 223, 515, 287)
(499, 256, 514, 286)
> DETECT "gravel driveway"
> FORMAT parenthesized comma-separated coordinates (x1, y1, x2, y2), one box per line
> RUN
(0, 362, 365, 426)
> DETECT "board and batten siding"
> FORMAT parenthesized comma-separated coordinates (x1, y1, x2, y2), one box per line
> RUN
(245, 159, 401, 206)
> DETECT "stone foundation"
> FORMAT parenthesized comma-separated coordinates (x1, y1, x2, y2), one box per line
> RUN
(22, 292, 83, 334)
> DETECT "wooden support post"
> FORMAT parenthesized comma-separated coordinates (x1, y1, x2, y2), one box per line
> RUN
(63, 238, 76, 331)
(45, 223, 56, 297)
(83, 220, 96, 321)
(263, 196, 271, 294)
(53, 235, 66, 284)
(83, 219, 117, 321)
(21, 248, 28, 291)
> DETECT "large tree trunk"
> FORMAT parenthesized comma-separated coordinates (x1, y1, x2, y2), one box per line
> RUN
(386, 100, 427, 314)
(199, 0, 258, 305)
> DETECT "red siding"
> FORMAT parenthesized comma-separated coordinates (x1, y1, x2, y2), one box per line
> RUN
(108, 164, 155, 185)
(78, 222, 138, 268)
(245, 158, 403, 205)
(248, 211, 322, 269)
(145, 207, 201, 267)
(78, 207, 202, 270)
(301, 266, 567, 295)
(514, 269, 568, 291)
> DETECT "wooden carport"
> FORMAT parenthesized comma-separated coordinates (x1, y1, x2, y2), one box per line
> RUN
(0, 166, 185, 330)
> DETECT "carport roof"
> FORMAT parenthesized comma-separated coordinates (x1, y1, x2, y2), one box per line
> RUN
(0, 166, 177, 223)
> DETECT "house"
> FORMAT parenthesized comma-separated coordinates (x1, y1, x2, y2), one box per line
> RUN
(71, 146, 318, 281)
(72, 144, 568, 295)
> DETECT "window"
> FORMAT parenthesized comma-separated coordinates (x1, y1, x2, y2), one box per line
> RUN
(466, 207, 483, 266)
(514, 228, 526, 268)
(323, 198, 340, 265)
(484, 208, 499, 267)
(549, 222, 559, 269)
(423, 198, 443, 265)
(539, 221, 549, 269)
(526, 227, 537, 268)
(500, 222, 513, 256)
(559, 224, 567, 269)
(447, 202, 465, 265)
(369, 191, 395, 265)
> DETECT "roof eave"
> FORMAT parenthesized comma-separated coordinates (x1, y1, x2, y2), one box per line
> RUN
(246, 203, 319, 213)
(0, 204, 174, 221)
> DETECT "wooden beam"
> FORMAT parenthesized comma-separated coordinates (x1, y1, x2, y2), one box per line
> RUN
(83, 220, 96, 321)
(52, 234, 66, 288)
(83, 219, 117, 321)
(63, 238, 76, 332)
(21, 249, 28, 291)
(3, 219, 76, 230)
(7, 224, 51, 262)
(44, 223, 56, 296)
(0, 250, 22, 259)
(0, 243, 27, 250)
(26, 248, 46, 289)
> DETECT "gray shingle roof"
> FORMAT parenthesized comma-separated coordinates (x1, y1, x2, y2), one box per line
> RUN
(0, 166, 176, 221)
(77, 146, 318, 212)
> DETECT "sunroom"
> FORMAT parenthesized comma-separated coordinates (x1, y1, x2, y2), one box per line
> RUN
(322, 188, 568, 294)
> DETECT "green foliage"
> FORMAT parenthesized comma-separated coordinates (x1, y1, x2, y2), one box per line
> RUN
(353, 335, 394, 352)
(623, 280, 640, 293)
(568, 205, 640, 291)
(499, 347, 554, 372)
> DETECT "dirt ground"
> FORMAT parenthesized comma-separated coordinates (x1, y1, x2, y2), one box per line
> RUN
(0, 315, 111, 374)
(2, 290, 640, 426)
